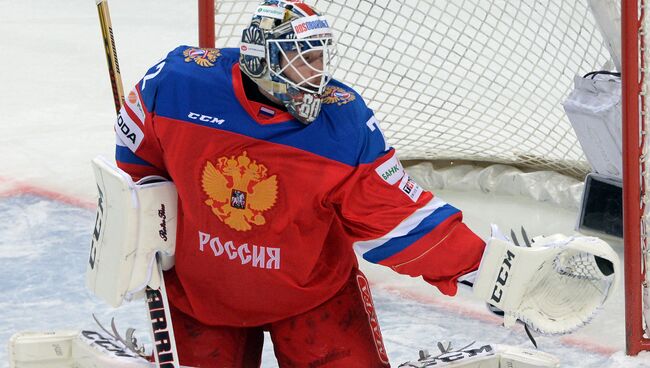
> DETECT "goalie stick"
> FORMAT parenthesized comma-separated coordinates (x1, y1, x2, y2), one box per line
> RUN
(92, 314, 147, 358)
(95, 0, 124, 114)
(94, 1, 180, 367)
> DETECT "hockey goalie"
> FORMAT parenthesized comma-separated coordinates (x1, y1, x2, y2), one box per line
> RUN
(9, 1, 618, 367)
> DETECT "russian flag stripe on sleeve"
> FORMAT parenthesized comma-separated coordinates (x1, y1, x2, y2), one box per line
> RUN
(123, 100, 144, 127)
(362, 204, 460, 263)
(115, 144, 153, 167)
(353, 197, 460, 263)
(115, 133, 153, 167)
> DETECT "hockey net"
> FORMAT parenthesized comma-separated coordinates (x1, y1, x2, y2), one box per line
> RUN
(200, 0, 650, 355)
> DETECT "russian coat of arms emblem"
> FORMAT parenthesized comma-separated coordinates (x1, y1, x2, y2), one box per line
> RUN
(183, 47, 221, 68)
(201, 151, 278, 231)
(322, 86, 356, 106)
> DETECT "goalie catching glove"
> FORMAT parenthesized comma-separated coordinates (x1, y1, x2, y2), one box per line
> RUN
(472, 225, 618, 335)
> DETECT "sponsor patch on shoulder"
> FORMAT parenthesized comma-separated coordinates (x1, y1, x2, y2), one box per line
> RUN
(375, 155, 404, 185)
(398, 174, 423, 202)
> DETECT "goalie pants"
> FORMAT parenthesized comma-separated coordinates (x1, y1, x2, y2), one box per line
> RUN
(171, 269, 391, 367)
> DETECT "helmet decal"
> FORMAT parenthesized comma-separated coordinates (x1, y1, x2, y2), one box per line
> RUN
(240, 21, 267, 77)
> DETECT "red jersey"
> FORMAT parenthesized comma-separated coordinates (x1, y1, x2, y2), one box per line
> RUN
(114, 46, 485, 326)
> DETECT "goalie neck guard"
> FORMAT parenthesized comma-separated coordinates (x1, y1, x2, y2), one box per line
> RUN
(239, 0, 337, 124)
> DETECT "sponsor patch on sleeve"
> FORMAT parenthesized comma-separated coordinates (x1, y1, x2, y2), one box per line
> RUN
(375, 155, 404, 185)
(115, 108, 144, 152)
(398, 174, 423, 202)
(126, 88, 145, 124)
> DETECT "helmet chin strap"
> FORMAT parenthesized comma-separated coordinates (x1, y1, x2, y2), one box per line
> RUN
(255, 78, 321, 125)
(256, 81, 285, 105)
(257, 79, 287, 95)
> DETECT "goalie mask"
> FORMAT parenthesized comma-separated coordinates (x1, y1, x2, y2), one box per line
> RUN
(239, 0, 337, 124)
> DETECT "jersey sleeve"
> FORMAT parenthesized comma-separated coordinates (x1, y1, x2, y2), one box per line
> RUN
(333, 112, 486, 296)
(115, 60, 169, 181)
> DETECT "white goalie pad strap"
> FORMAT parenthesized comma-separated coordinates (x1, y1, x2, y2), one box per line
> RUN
(398, 344, 559, 368)
(473, 225, 619, 335)
(495, 344, 559, 368)
(86, 156, 177, 308)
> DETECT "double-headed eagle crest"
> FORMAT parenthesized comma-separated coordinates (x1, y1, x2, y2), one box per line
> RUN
(201, 151, 278, 231)
(183, 47, 221, 68)
(322, 86, 356, 106)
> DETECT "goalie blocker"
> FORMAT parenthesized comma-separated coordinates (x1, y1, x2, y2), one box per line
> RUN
(87, 156, 177, 307)
(473, 225, 619, 335)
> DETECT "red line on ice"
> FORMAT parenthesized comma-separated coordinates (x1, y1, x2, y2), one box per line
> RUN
(377, 284, 618, 357)
(0, 178, 94, 210)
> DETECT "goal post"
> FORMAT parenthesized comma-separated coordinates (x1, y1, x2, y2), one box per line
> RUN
(621, 0, 650, 356)
(198, 0, 215, 48)
(200, 0, 650, 356)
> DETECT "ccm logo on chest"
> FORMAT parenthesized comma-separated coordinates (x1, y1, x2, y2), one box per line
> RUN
(188, 112, 225, 125)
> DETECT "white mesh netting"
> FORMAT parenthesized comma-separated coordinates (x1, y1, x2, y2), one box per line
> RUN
(212, 0, 615, 177)
(210, 0, 650, 352)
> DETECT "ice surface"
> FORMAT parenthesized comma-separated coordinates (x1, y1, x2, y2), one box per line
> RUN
(0, 194, 646, 367)
(0, 0, 649, 367)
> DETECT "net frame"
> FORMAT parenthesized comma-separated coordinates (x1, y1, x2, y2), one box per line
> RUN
(622, 0, 650, 356)
(198, 0, 650, 356)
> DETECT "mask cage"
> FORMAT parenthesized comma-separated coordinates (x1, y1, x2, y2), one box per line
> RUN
(268, 37, 337, 94)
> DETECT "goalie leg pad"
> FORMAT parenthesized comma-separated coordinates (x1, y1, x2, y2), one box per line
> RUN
(9, 331, 77, 368)
(9, 330, 151, 368)
(472, 226, 619, 334)
(496, 344, 559, 368)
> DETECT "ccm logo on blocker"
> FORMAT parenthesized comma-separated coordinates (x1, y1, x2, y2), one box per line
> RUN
(491, 250, 515, 303)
